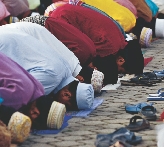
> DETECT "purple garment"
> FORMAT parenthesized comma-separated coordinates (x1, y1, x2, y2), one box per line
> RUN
(0, 53, 44, 110)
(2, 0, 29, 17)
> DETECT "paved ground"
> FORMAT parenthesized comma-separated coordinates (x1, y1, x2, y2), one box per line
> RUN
(18, 38, 164, 147)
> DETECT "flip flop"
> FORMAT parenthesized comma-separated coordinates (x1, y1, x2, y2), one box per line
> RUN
(126, 116, 150, 131)
(125, 102, 154, 114)
(139, 106, 157, 121)
(149, 88, 164, 97)
(154, 70, 164, 79)
(147, 88, 164, 101)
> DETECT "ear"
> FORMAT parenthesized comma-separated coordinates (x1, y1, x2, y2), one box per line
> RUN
(64, 90, 72, 97)
(116, 56, 125, 66)
(62, 87, 72, 98)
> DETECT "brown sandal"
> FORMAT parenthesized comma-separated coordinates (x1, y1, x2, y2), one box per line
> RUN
(126, 115, 150, 131)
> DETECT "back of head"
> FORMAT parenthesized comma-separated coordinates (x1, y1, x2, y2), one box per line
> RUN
(93, 55, 118, 85)
(33, 96, 54, 129)
(118, 39, 144, 75)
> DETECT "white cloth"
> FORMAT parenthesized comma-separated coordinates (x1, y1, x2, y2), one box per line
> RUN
(152, 0, 164, 14)
(7, 22, 82, 77)
(0, 25, 74, 95)
(156, 124, 164, 147)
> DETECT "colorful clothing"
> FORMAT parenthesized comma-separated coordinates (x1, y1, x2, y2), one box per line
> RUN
(81, 3, 127, 38)
(73, 0, 136, 32)
(114, 0, 138, 18)
(44, 18, 96, 66)
(145, 0, 159, 17)
(21, 16, 96, 66)
(0, 25, 74, 95)
(128, 0, 153, 22)
(2, 0, 29, 17)
(0, 52, 44, 110)
(50, 4, 127, 57)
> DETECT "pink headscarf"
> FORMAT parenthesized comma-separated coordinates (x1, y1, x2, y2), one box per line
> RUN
(114, 0, 138, 18)
(0, 0, 10, 21)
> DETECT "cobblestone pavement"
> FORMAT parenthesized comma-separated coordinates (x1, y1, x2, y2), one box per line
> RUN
(18, 39, 164, 147)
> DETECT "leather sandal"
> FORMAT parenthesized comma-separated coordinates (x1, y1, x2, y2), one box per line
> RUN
(126, 115, 150, 131)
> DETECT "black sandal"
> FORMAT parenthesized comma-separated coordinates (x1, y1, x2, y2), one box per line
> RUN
(120, 74, 155, 86)
(143, 72, 162, 83)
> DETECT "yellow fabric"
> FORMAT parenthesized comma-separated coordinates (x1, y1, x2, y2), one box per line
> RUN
(81, 0, 136, 32)
(28, 0, 40, 10)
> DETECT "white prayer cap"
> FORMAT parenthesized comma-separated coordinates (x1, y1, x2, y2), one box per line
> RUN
(76, 83, 94, 110)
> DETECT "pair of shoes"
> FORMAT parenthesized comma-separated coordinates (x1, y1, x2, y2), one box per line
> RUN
(95, 128, 142, 147)
(120, 74, 156, 86)
(147, 88, 164, 101)
(125, 102, 154, 114)
(126, 115, 150, 131)
(125, 102, 157, 121)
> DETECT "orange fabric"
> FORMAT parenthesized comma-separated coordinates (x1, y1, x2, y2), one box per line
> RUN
(129, 0, 153, 22)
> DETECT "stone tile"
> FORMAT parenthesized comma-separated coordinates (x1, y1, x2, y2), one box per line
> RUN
(49, 141, 80, 147)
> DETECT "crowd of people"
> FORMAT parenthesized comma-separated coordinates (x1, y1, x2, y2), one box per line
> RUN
(0, 0, 164, 146)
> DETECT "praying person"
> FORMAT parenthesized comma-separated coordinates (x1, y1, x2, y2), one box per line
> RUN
(0, 52, 45, 127)
(5, 22, 83, 80)
(49, 4, 144, 84)
(0, 25, 94, 111)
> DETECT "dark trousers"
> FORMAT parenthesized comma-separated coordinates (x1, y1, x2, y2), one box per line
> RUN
(157, 13, 164, 19)
(132, 17, 156, 38)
